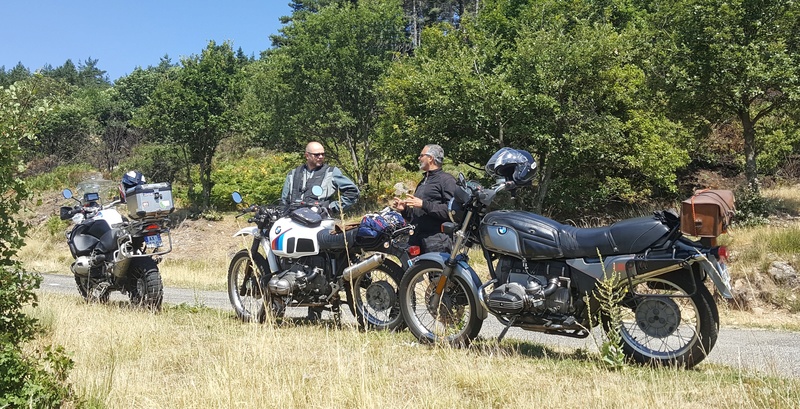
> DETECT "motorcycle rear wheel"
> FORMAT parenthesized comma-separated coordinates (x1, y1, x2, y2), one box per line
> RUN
(228, 249, 266, 322)
(126, 258, 163, 311)
(612, 275, 718, 369)
(399, 260, 482, 346)
(346, 258, 405, 331)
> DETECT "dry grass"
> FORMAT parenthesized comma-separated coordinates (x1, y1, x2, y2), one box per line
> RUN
(28, 293, 800, 409)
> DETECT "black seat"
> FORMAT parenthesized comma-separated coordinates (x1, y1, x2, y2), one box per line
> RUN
(317, 229, 357, 250)
(482, 211, 670, 259)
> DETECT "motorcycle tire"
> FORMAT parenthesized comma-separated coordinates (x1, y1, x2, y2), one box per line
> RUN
(399, 260, 482, 346)
(610, 274, 718, 369)
(227, 249, 266, 322)
(345, 258, 406, 331)
(74, 274, 109, 304)
(126, 258, 164, 311)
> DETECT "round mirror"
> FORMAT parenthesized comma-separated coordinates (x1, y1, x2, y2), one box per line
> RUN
(311, 185, 323, 197)
(62, 189, 73, 199)
(231, 191, 243, 204)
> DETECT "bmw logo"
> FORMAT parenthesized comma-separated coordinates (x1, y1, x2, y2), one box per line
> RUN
(498, 226, 507, 235)
(275, 226, 282, 234)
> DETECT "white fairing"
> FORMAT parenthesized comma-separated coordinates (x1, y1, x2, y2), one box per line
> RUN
(94, 209, 124, 226)
(270, 217, 335, 258)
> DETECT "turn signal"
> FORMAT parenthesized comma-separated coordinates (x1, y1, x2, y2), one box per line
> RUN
(408, 246, 421, 257)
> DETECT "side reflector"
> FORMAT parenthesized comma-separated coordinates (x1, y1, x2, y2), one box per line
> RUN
(408, 246, 421, 257)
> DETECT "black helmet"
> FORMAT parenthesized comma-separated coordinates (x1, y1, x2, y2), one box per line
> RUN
(485, 147, 537, 185)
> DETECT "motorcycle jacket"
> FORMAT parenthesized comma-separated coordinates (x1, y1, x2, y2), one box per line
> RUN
(280, 164, 360, 212)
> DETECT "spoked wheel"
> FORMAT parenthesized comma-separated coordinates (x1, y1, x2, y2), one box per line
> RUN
(347, 258, 405, 331)
(399, 260, 482, 346)
(228, 249, 267, 322)
(612, 275, 718, 369)
(126, 258, 163, 311)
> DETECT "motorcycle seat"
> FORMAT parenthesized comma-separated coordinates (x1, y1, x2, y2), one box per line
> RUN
(316, 228, 358, 250)
(482, 211, 670, 259)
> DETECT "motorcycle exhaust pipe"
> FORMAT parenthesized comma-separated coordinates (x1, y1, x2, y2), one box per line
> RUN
(343, 253, 386, 282)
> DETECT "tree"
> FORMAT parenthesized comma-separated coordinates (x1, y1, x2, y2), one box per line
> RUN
(135, 41, 245, 208)
(655, 0, 800, 191)
(254, 0, 408, 188)
(1, 82, 74, 407)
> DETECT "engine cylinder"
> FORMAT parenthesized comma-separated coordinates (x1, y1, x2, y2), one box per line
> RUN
(71, 256, 92, 276)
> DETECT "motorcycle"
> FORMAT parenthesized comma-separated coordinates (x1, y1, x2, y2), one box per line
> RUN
(227, 190, 416, 330)
(59, 174, 174, 310)
(398, 147, 733, 368)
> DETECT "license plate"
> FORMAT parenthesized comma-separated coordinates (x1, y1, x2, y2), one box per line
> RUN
(145, 234, 162, 248)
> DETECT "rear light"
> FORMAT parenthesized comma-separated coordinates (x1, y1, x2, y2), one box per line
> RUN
(712, 246, 728, 262)
(408, 246, 421, 257)
(144, 223, 160, 235)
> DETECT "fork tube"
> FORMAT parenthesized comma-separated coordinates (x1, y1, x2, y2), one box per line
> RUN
(434, 210, 473, 296)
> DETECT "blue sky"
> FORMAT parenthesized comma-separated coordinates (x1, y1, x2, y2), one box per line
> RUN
(1, 1, 292, 82)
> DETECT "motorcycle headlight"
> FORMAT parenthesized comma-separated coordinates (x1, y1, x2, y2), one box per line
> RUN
(448, 197, 467, 224)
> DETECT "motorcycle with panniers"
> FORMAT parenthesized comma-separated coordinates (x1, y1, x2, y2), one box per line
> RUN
(227, 190, 416, 330)
(59, 172, 174, 310)
(398, 147, 734, 369)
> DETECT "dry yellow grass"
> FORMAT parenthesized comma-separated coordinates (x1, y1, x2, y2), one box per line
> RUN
(28, 293, 800, 408)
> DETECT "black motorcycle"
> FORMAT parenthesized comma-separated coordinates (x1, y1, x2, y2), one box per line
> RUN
(227, 191, 416, 330)
(398, 147, 733, 368)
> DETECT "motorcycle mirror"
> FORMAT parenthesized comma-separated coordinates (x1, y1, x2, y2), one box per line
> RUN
(231, 191, 243, 204)
(62, 188, 73, 199)
(458, 173, 466, 186)
(311, 185, 323, 197)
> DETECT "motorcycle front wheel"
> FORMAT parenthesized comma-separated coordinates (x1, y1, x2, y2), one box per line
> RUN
(345, 258, 405, 331)
(126, 258, 164, 311)
(228, 249, 266, 322)
(612, 275, 718, 369)
(399, 260, 482, 346)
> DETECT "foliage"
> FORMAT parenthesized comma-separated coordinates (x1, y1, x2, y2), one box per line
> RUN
(653, 0, 800, 188)
(135, 41, 246, 209)
(251, 0, 409, 188)
(1, 83, 75, 408)
(733, 185, 769, 226)
(117, 142, 187, 186)
(24, 163, 97, 192)
(209, 152, 300, 210)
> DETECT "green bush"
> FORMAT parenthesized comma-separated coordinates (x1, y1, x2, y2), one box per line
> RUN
(209, 152, 301, 210)
(25, 163, 97, 192)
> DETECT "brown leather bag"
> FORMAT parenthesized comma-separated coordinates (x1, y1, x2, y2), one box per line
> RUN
(680, 190, 735, 237)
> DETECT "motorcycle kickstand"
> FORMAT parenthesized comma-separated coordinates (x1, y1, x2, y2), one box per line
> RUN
(331, 302, 342, 329)
(497, 316, 517, 343)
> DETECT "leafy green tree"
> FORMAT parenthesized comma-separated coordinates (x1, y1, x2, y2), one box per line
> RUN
(254, 0, 408, 189)
(0, 62, 32, 87)
(135, 41, 245, 208)
(1, 82, 74, 408)
(655, 0, 800, 190)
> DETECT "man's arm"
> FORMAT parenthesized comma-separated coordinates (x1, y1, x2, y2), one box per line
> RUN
(280, 171, 293, 207)
(330, 167, 360, 211)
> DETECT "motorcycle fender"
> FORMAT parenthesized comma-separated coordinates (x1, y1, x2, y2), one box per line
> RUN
(697, 255, 733, 299)
(411, 252, 488, 319)
(232, 226, 258, 238)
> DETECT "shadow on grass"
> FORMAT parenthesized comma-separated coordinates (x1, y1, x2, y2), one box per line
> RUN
(467, 337, 597, 364)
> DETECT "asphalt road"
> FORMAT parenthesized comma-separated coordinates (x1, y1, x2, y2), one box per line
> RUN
(37, 273, 799, 378)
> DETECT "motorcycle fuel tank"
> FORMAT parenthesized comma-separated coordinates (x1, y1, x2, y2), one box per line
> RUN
(270, 217, 335, 258)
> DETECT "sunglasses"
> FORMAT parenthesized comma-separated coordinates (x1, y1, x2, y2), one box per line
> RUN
(307, 152, 325, 157)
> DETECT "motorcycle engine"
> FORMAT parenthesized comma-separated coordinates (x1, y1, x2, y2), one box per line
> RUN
(268, 256, 330, 298)
(486, 256, 572, 315)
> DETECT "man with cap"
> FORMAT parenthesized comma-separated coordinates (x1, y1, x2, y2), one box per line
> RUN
(392, 144, 457, 254)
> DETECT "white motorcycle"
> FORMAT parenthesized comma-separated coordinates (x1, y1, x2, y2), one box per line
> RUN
(227, 190, 415, 329)
(60, 175, 173, 309)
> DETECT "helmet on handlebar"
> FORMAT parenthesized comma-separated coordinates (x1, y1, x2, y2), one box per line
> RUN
(485, 147, 537, 186)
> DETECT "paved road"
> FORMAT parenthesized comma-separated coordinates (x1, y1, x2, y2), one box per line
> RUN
(38, 273, 799, 378)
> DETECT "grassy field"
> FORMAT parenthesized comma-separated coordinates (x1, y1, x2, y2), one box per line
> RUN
(17, 185, 800, 407)
(28, 293, 800, 408)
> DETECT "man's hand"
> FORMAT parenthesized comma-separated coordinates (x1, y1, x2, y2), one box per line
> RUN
(392, 196, 406, 211)
(403, 194, 423, 209)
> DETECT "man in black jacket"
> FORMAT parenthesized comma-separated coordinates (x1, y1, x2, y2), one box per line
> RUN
(393, 144, 457, 253)
(280, 141, 359, 214)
